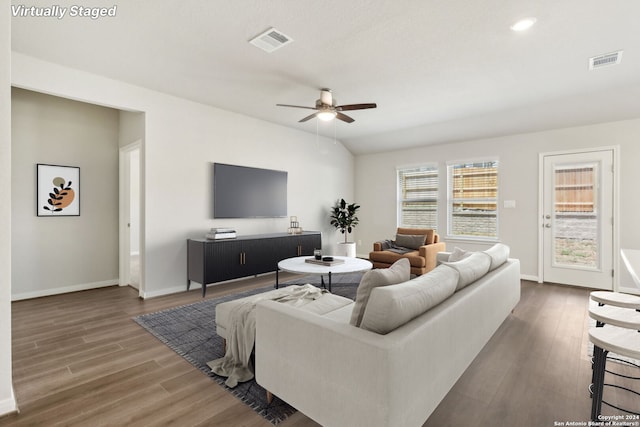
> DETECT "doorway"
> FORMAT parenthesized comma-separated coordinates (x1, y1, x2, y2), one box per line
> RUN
(119, 141, 143, 296)
(540, 148, 615, 289)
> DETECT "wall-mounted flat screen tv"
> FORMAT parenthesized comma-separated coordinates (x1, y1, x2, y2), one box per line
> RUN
(213, 163, 288, 218)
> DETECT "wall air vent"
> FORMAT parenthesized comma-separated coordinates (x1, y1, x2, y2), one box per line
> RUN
(249, 27, 293, 53)
(589, 51, 623, 70)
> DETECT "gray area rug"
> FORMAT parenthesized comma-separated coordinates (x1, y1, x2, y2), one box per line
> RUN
(132, 272, 362, 425)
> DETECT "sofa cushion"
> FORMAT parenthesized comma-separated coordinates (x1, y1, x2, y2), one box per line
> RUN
(395, 234, 426, 250)
(359, 264, 459, 334)
(484, 243, 510, 271)
(448, 247, 472, 262)
(441, 251, 492, 291)
(349, 258, 410, 327)
(300, 293, 354, 316)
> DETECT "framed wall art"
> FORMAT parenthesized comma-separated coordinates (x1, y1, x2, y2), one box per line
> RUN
(37, 164, 80, 216)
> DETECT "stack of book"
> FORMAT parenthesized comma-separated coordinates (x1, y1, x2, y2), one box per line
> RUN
(205, 228, 237, 240)
(287, 216, 303, 234)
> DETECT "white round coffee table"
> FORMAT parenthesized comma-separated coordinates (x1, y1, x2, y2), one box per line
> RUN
(276, 256, 372, 292)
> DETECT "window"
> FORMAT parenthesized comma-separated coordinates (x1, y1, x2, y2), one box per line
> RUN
(397, 165, 438, 229)
(447, 160, 499, 239)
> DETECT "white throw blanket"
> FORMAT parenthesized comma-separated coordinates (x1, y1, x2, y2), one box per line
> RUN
(207, 284, 325, 388)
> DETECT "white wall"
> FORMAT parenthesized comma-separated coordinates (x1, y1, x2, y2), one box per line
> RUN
(0, 2, 16, 417)
(355, 119, 640, 290)
(11, 89, 120, 300)
(12, 53, 354, 298)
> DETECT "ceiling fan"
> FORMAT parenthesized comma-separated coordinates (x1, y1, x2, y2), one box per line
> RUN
(277, 89, 376, 123)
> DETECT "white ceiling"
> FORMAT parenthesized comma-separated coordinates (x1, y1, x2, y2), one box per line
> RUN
(11, 0, 640, 154)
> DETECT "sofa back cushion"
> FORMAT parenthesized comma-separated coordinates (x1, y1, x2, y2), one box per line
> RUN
(359, 264, 459, 334)
(349, 258, 410, 327)
(441, 252, 491, 291)
(484, 243, 510, 271)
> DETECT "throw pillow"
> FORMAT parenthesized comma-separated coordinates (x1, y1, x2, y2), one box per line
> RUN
(349, 258, 410, 327)
(394, 234, 426, 250)
(448, 247, 471, 262)
(441, 251, 491, 291)
(484, 243, 510, 271)
(359, 264, 459, 334)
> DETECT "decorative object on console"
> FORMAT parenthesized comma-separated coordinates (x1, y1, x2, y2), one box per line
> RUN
(37, 163, 80, 216)
(205, 228, 237, 240)
(330, 198, 360, 257)
(287, 215, 303, 234)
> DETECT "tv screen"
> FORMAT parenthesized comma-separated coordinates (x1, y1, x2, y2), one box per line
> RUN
(213, 163, 288, 218)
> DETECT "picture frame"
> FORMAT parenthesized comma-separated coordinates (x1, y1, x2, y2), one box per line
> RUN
(37, 164, 80, 216)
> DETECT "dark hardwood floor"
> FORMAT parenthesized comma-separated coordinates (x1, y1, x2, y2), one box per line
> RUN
(0, 276, 637, 426)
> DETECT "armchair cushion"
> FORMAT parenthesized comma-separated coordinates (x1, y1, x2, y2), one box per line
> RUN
(394, 234, 426, 250)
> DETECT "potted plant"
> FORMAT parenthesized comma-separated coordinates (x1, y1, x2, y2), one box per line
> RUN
(330, 198, 360, 257)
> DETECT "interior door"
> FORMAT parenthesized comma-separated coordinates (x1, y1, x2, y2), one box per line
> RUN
(542, 149, 613, 289)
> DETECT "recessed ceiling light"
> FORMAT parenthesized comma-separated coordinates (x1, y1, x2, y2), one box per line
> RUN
(510, 17, 537, 32)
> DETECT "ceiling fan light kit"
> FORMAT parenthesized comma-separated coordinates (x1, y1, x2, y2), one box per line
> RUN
(317, 110, 337, 121)
(510, 17, 537, 32)
(277, 88, 376, 123)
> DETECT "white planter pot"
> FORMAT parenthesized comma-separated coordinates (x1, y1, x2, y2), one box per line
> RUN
(338, 242, 357, 258)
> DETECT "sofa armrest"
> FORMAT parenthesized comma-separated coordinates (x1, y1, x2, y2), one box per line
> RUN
(255, 301, 405, 427)
(419, 241, 446, 272)
(373, 241, 383, 251)
(437, 251, 451, 264)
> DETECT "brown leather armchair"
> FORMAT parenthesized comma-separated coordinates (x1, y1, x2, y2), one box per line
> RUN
(368, 228, 446, 275)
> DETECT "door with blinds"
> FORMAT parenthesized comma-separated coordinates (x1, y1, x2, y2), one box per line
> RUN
(541, 149, 614, 289)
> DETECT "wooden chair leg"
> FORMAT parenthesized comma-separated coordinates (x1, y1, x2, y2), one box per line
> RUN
(266, 390, 273, 404)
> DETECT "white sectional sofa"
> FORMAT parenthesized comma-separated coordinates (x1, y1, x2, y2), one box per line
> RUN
(255, 245, 521, 427)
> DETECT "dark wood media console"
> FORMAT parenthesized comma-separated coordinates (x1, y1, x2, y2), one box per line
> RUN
(187, 231, 321, 296)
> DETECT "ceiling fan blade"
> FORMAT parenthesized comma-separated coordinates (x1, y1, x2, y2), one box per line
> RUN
(336, 112, 355, 123)
(276, 104, 318, 110)
(336, 103, 377, 111)
(299, 112, 319, 122)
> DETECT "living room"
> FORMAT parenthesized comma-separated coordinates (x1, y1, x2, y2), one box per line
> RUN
(2, 2, 640, 425)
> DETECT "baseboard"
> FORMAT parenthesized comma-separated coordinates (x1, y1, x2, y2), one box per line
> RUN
(11, 279, 119, 301)
(141, 284, 196, 299)
(520, 274, 539, 282)
(0, 388, 18, 416)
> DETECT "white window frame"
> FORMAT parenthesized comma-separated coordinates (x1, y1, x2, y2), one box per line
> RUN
(397, 164, 439, 230)
(446, 159, 499, 241)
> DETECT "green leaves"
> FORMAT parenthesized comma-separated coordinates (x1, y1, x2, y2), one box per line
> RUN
(330, 198, 361, 243)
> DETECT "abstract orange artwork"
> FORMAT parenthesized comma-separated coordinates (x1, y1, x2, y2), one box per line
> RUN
(37, 164, 80, 216)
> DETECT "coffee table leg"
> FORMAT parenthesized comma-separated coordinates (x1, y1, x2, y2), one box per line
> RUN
(275, 267, 279, 289)
(328, 272, 332, 293)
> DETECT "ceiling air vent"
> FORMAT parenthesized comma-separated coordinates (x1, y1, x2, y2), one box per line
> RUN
(249, 27, 293, 53)
(589, 50, 623, 70)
